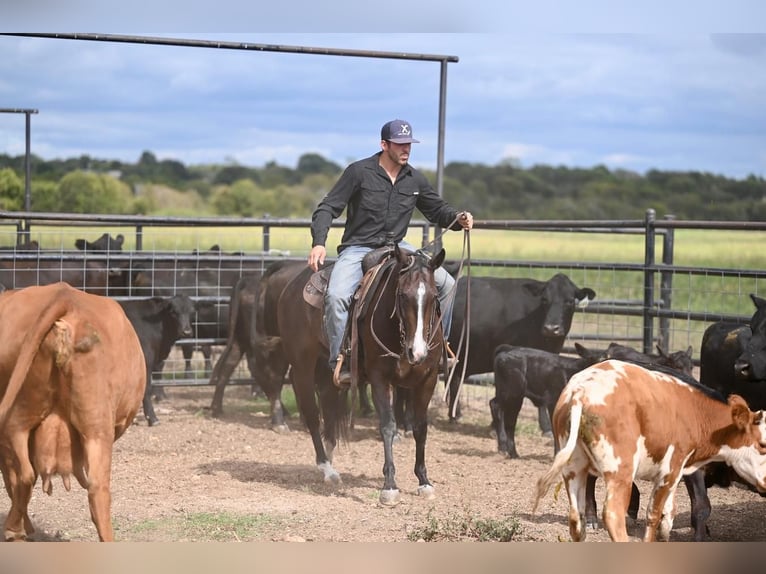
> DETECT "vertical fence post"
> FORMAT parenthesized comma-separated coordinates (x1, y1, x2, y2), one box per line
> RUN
(659, 214, 676, 352)
(643, 209, 657, 354)
(263, 217, 271, 254)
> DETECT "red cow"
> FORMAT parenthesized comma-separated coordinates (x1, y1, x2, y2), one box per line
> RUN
(0, 282, 146, 541)
(533, 359, 766, 542)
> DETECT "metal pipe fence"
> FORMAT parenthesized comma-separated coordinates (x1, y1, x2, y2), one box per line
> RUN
(0, 209, 764, 387)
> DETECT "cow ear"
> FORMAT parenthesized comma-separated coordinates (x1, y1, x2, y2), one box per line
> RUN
(729, 394, 752, 431)
(576, 288, 596, 307)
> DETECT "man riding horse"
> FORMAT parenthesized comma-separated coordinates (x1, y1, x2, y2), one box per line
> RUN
(307, 118, 474, 384)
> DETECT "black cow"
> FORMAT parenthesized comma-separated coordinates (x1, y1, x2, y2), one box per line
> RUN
(118, 294, 197, 426)
(0, 233, 137, 296)
(446, 272, 596, 422)
(130, 245, 266, 378)
(700, 294, 766, 391)
(489, 343, 603, 459)
(74, 233, 125, 253)
(208, 272, 291, 430)
(604, 342, 694, 376)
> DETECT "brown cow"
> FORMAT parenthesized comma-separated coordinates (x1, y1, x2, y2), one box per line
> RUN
(0, 282, 146, 541)
(533, 359, 766, 542)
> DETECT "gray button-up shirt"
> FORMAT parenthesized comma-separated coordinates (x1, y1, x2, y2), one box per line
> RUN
(311, 152, 461, 254)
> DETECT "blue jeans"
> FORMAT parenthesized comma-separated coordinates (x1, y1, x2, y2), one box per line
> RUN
(324, 242, 456, 368)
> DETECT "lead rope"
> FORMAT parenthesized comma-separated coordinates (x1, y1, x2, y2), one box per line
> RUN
(442, 226, 471, 418)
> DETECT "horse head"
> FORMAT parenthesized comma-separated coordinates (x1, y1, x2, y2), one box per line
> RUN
(394, 244, 445, 365)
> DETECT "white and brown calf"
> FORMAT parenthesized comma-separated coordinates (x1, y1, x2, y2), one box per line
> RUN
(533, 359, 766, 542)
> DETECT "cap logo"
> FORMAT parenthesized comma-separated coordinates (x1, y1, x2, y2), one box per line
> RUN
(397, 123, 411, 136)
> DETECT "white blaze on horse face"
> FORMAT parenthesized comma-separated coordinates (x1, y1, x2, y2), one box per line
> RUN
(412, 281, 428, 362)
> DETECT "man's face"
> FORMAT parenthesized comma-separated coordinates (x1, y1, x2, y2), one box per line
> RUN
(383, 141, 411, 166)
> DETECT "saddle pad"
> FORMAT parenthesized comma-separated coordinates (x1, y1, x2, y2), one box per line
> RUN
(303, 266, 332, 309)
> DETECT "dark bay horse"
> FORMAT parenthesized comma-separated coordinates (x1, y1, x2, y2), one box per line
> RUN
(356, 244, 446, 505)
(276, 262, 351, 484)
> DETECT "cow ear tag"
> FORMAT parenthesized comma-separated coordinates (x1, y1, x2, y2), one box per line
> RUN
(577, 298, 590, 309)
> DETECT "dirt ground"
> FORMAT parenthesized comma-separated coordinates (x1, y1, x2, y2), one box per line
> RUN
(8, 381, 766, 543)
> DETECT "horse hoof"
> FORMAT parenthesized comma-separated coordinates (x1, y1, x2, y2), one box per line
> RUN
(271, 424, 290, 435)
(318, 462, 341, 484)
(417, 484, 435, 500)
(379, 489, 401, 506)
(541, 431, 553, 439)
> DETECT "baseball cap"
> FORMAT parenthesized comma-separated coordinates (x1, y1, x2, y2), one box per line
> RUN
(380, 119, 420, 144)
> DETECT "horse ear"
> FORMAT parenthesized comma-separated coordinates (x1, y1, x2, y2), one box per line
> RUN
(395, 243, 409, 265)
(430, 248, 446, 270)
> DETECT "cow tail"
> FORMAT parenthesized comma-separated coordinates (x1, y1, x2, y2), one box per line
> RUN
(0, 295, 72, 430)
(532, 403, 582, 514)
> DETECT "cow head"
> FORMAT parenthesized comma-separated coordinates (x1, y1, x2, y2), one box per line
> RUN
(531, 273, 596, 339)
(733, 294, 766, 381)
(162, 294, 197, 339)
(75, 233, 125, 253)
(252, 335, 289, 394)
(719, 394, 766, 493)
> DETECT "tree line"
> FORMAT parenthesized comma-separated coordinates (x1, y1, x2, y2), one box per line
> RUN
(0, 150, 764, 221)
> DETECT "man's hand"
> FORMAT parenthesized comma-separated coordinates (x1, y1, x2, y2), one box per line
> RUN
(308, 245, 326, 272)
(458, 211, 474, 231)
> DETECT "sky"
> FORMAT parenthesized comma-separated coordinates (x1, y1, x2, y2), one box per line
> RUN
(1, 8, 765, 180)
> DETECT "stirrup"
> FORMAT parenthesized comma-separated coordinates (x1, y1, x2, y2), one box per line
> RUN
(333, 354, 352, 387)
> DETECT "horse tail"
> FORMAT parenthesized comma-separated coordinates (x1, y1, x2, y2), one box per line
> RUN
(532, 402, 582, 514)
(320, 384, 351, 447)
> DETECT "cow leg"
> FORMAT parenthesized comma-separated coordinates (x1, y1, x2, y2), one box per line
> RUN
(370, 379, 400, 505)
(537, 405, 553, 437)
(182, 344, 194, 377)
(142, 366, 160, 426)
(585, 475, 599, 528)
(244, 351, 289, 434)
(81, 436, 115, 541)
(2, 434, 36, 541)
(209, 341, 244, 418)
(446, 376, 462, 422)
(202, 344, 213, 377)
(644, 475, 681, 542)
(357, 379, 374, 417)
(489, 397, 509, 454)
(586, 475, 639, 529)
(602, 474, 633, 542)
(503, 394, 525, 459)
(683, 470, 711, 541)
(563, 459, 591, 542)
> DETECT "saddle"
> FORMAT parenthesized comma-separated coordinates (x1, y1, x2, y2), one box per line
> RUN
(302, 246, 400, 386)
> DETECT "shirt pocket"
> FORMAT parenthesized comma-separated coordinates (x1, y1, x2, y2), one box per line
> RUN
(396, 186, 419, 213)
(359, 184, 390, 212)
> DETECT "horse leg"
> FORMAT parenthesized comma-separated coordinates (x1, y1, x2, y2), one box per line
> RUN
(291, 361, 340, 484)
(371, 381, 400, 505)
(411, 380, 436, 500)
